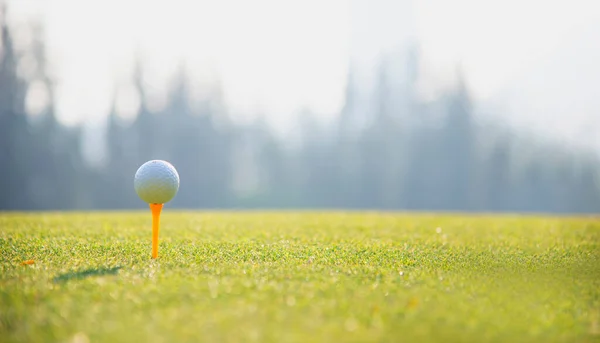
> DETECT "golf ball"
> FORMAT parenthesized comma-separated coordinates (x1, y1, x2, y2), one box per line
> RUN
(134, 160, 180, 204)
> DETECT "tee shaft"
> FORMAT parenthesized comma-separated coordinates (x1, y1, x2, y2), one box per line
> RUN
(150, 203, 163, 259)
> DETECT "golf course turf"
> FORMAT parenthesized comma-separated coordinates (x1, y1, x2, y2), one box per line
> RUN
(1, 211, 599, 342)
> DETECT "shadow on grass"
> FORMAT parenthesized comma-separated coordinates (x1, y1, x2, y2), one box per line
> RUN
(53, 266, 122, 283)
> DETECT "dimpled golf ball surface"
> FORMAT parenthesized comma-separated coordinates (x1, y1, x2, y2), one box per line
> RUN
(134, 160, 180, 204)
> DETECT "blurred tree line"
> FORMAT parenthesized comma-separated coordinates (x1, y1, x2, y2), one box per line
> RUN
(1, 15, 599, 213)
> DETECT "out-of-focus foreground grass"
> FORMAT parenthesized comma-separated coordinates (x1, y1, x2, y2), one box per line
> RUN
(0, 212, 599, 343)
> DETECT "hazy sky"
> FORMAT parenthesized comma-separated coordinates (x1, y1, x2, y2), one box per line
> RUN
(5, 0, 600, 148)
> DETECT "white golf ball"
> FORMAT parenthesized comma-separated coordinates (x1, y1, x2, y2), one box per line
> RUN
(134, 160, 180, 204)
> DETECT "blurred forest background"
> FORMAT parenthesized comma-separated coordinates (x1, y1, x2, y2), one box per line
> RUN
(1, 5, 599, 213)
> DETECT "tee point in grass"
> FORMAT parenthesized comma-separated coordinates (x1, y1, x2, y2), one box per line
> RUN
(134, 160, 180, 259)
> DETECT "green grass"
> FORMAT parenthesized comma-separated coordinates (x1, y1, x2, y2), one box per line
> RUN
(1, 211, 599, 343)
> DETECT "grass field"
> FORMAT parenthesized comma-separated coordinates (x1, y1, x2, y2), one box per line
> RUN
(1, 211, 599, 343)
